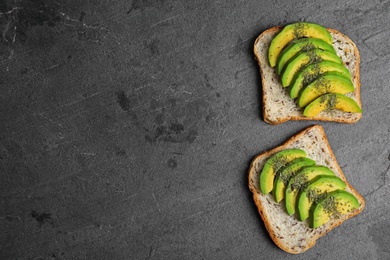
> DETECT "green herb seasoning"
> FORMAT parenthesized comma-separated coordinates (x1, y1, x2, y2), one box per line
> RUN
(307, 50, 323, 64)
(325, 94, 337, 110)
(280, 171, 293, 185)
(307, 188, 319, 202)
(293, 23, 308, 39)
(307, 188, 329, 203)
(272, 155, 289, 172)
(291, 174, 309, 191)
(300, 43, 315, 52)
(314, 77, 331, 95)
(322, 195, 341, 219)
(319, 94, 328, 104)
(302, 64, 321, 86)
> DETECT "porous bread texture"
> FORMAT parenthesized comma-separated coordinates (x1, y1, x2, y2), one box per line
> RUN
(254, 27, 362, 125)
(248, 125, 365, 254)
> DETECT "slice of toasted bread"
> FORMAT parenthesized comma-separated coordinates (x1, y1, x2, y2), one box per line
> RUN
(254, 26, 362, 125)
(248, 125, 365, 254)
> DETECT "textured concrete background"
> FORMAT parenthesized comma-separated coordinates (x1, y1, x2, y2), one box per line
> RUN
(0, 0, 389, 259)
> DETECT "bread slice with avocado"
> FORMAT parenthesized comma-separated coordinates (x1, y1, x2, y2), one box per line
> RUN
(248, 125, 365, 254)
(254, 22, 362, 125)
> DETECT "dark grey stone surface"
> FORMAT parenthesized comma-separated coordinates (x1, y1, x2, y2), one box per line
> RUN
(0, 0, 389, 259)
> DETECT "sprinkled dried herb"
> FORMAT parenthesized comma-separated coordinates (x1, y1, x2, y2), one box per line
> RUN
(290, 174, 309, 191)
(272, 155, 289, 172)
(307, 188, 328, 203)
(300, 43, 315, 52)
(293, 23, 308, 39)
(307, 50, 323, 64)
(302, 64, 321, 86)
(314, 77, 331, 94)
(280, 171, 294, 185)
(321, 195, 341, 219)
(326, 94, 337, 110)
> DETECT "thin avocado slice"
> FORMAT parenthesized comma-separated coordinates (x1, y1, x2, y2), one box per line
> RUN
(281, 50, 342, 87)
(260, 149, 307, 195)
(310, 190, 360, 228)
(297, 73, 355, 107)
(289, 61, 352, 99)
(273, 157, 316, 203)
(268, 22, 333, 67)
(285, 166, 334, 216)
(277, 38, 336, 75)
(296, 175, 346, 221)
(303, 93, 362, 117)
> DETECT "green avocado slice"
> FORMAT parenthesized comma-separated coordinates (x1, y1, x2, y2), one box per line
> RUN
(296, 175, 346, 221)
(285, 166, 334, 216)
(260, 149, 307, 195)
(273, 157, 316, 203)
(297, 73, 355, 108)
(276, 38, 336, 75)
(280, 50, 342, 87)
(268, 22, 333, 67)
(310, 190, 360, 228)
(303, 93, 362, 117)
(289, 61, 351, 99)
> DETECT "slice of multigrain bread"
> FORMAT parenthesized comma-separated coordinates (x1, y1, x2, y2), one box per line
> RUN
(248, 125, 365, 254)
(254, 26, 362, 125)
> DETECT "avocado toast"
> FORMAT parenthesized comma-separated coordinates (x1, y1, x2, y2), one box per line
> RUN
(248, 125, 365, 254)
(254, 23, 362, 125)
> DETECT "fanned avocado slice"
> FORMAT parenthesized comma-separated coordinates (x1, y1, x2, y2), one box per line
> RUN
(273, 157, 316, 203)
(310, 190, 360, 228)
(268, 22, 333, 67)
(280, 50, 342, 87)
(277, 38, 336, 75)
(289, 61, 351, 99)
(297, 73, 355, 108)
(285, 166, 334, 216)
(260, 149, 307, 195)
(303, 93, 362, 117)
(296, 175, 346, 221)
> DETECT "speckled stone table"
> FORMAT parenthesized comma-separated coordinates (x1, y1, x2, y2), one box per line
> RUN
(1, 0, 389, 259)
